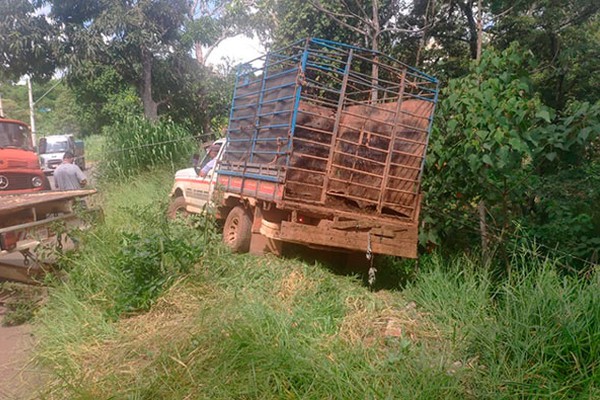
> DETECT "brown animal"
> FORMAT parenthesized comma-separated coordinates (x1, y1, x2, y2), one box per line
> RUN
(328, 99, 434, 217)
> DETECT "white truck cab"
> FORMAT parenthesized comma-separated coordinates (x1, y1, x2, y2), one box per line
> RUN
(168, 139, 226, 216)
(38, 134, 85, 174)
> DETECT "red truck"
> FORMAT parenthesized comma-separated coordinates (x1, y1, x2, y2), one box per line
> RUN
(169, 38, 439, 260)
(0, 117, 50, 193)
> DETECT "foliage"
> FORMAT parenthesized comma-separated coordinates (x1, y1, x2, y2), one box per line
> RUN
(423, 44, 548, 249)
(423, 43, 600, 267)
(99, 116, 196, 181)
(523, 162, 600, 263)
(67, 64, 142, 135)
(488, 0, 600, 109)
(0, 79, 82, 136)
(0, 0, 57, 81)
(184, 0, 261, 65)
(153, 55, 235, 135)
(0, 282, 45, 326)
(48, 0, 190, 120)
(471, 264, 600, 398)
(108, 211, 205, 318)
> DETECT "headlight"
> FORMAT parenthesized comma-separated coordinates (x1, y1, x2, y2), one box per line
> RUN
(32, 176, 43, 187)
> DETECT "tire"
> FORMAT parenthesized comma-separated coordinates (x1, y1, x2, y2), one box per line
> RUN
(223, 206, 252, 253)
(167, 196, 190, 220)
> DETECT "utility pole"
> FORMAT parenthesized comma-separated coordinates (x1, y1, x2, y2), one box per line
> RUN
(0, 93, 4, 117)
(27, 77, 37, 145)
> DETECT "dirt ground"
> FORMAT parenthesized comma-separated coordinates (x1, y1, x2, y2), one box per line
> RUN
(0, 307, 40, 400)
(0, 158, 96, 399)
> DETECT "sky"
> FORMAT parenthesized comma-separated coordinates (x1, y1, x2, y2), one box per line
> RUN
(205, 35, 265, 66)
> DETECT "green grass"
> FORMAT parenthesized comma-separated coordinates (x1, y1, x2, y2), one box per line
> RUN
(82, 134, 105, 164)
(32, 166, 600, 399)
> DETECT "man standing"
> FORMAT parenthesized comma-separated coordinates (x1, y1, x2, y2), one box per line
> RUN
(54, 151, 87, 190)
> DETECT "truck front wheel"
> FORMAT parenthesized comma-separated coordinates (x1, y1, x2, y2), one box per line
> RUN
(167, 196, 189, 220)
(223, 206, 252, 253)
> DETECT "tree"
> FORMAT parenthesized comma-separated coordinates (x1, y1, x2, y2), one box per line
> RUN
(486, 0, 600, 109)
(423, 44, 600, 267)
(0, 0, 57, 81)
(49, 0, 189, 121)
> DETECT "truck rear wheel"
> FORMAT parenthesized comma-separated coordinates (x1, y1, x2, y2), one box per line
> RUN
(223, 206, 252, 253)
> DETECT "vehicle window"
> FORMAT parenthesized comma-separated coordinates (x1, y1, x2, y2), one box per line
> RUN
(0, 122, 30, 149)
(45, 141, 69, 153)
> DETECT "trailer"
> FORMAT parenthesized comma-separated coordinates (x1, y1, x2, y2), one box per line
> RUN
(170, 38, 439, 262)
(0, 190, 97, 282)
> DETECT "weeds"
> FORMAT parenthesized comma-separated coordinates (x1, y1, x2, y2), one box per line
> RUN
(32, 165, 600, 399)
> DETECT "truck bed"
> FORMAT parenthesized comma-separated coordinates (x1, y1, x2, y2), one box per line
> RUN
(0, 190, 96, 216)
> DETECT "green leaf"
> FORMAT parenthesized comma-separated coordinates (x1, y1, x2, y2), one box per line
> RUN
(482, 154, 493, 166)
(536, 109, 551, 123)
(447, 118, 458, 132)
(508, 138, 527, 153)
(545, 152, 557, 161)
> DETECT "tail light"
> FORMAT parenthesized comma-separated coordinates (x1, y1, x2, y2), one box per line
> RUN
(0, 231, 18, 251)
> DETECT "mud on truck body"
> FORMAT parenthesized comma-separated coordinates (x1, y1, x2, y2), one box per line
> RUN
(170, 38, 439, 259)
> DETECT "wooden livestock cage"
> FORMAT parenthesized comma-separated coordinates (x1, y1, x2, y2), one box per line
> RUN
(219, 38, 439, 223)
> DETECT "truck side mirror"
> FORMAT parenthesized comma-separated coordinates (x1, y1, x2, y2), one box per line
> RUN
(38, 137, 47, 154)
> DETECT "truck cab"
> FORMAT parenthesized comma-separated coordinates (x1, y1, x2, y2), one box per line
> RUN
(38, 134, 85, 174)
(0, 117, 50, 194)
(169, 139, 226, 216)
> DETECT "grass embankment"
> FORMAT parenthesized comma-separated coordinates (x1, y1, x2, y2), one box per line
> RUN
(33, 169, 600, 399)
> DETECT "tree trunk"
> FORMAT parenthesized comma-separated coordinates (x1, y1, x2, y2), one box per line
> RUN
(458, 1, 479, 60)
(140, 48, 158, 121)
(476, 0, 483, 61)
(478, 200, 489, 265)
(194, 42, 205, 66)
(416, 0, 434, 66)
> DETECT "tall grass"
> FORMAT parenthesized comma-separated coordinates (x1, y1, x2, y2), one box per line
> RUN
(32, 165, 599, 399)
(99, 116, 196, 180)
(80, 134, 105, 164)
(406, 250, 600, 399)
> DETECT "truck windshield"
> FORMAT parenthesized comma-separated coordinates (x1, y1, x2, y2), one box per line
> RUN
(0, 121, 31, 150)
(42, 141, 69, 153)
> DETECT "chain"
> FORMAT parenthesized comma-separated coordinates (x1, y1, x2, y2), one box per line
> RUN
(366, 232, 377, 287)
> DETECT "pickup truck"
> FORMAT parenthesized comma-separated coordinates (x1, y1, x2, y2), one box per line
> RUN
(169, 38, 438, 259)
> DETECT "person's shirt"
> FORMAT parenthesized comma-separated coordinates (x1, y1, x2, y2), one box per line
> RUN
(54, 163, 86, 190)
(199, 158, 217, 177)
